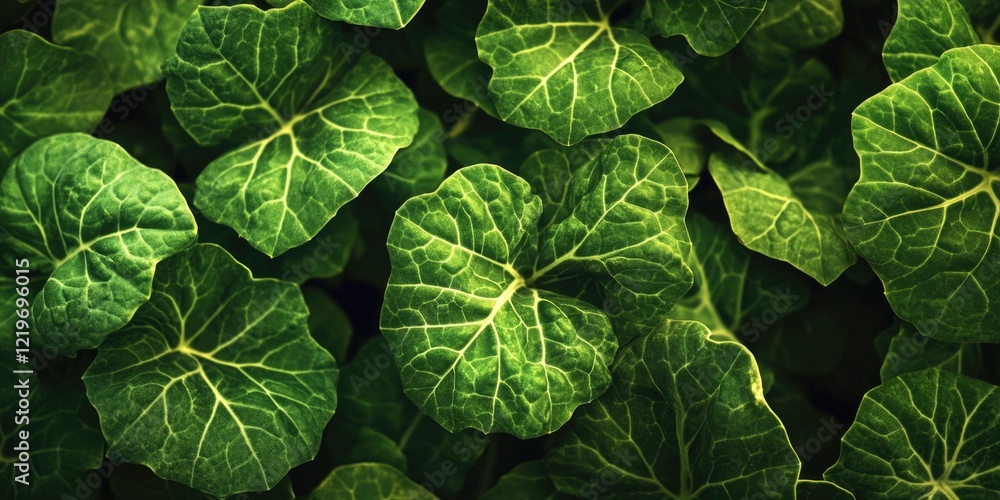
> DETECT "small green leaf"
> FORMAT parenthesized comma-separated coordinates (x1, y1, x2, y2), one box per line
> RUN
(883, 0, 980, 82)
(880, 322, 982, 382)
(52, 0, 201, 93)
(476, 0, 683, 145)
(303, 286, 353, 364)
(109, 464, 295, 500)
(374, 108, 448, 210)
(742, 0, 844, 68)
(311, 463, 436, 499)
(642, 0, 766, 56)
(305, 0, 426, 29)
(425, 0, 498, 117)
(0, 31, 113, 168)
(165, 2, 419, 256)
(547, 320, 799, 498)
(0, 134, 197, 355)
(709, 148, 857, 285)
(0, 381, 104, 499)
(843, 45, 1000, 342)
(481, 461, 569, 500)
(826, 368, 1000, 498)
(83, 244, 338, 497)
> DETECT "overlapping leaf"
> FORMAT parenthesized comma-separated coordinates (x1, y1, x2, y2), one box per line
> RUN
(305, 0, 426, 29)
(642, 0, 766, 57)
(547, 320, 799, 498)
(425, 0, 498, 117)
(741, 0, 844, 68)
(883, 0, 980, 82)
(843, 45, 1000, 342)
(381, 135, 692, 438)
(165, 2, 419, 256)
(53, 0, 201, 93)
(327, 338, 486, 496)
(311, 463, 435, 499)
(373, 108, 449, 209)
(83, 244, 339, 497)
(666, 212, 810, 342)
(0, 134, 197, 355)
(880, 322, 982, 381)
(826, 369, 1000, 498)
(0, 31, 112, 168)
(476, 0, 683, 145)
(481, 461, 568, 500)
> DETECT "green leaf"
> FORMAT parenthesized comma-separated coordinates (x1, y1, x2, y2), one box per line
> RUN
(165, 2, 419, 256)
(303, 286, 353, 364)
(425, 0, 498, 117)
(547, 320, 799, 498)
(741, 0, 844, 68)
(374, 108, 448, 210)
(382, 162, 617, 438)
(962, 0, 1000, 43)
(642, 0, 766, 56)
(52, 0, 201, 93)
(826, 368, 1000, 498)
(311, 463, 436, 499)
(666, 212, 810, 343)
(650, 117, 706, 190)
(304, 0, 426, 29)
(329, 338, 487, 496)
(0, 381, 104, 499)
(880, 322, 982, 382)
(708, 148, 857, 285)
(523, 135, 694, 340)
(0, 133, 197, 355)
(83, 244, 339, 497)
(476, 0, 683, 145)
(481, 461, 569, 500)
(382, 135, 693, 437)
(0, 31, 113, 168)
(843, 45, 1000, 342)
(797, 480, 854, 499)
(883, 0, 980, 82)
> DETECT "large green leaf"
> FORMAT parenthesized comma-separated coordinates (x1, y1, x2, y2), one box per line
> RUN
(475, 0, 683, 145)
(311, 463, 435, 499)
(883, 0, 980, 82)
(642, 0, 766, 57)
(0, 381, 104, 499)
(843, 45, 1000, 342)
(0, 134, 197, 355)
(0, 31, 113, 168)
(547, 320, 799, 498)
(304, 0, 426, 29)
(382, 163, 616, 438)
(52, 0, 201, 93)
(826, 368, 1000, 498)
(382, 135, 693, 438)
(165, 2, 419, 256)
(83, 244, 338, 497)
(327, 338, 486, 496)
